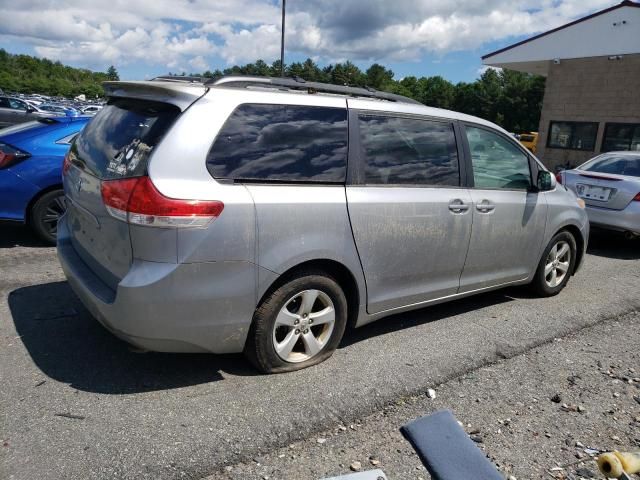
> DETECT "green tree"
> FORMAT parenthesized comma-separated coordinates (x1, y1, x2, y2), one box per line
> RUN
(106, 65, 119, 81)
(365, 63, 394, 90)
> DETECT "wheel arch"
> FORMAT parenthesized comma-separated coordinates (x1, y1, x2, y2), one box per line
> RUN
(556, 223, 585, 275)
(257, 258, 361, 331)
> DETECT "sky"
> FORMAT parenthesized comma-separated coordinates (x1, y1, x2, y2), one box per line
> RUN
(0, 0, 618, 83)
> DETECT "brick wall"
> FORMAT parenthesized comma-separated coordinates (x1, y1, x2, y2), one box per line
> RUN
(535, 53, 640, 170)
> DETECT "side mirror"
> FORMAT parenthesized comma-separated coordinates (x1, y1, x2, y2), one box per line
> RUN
(536, 170, 555, 192)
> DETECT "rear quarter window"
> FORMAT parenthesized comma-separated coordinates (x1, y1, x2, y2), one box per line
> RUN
(206, 104, 348, 183)
(72, 98, 180, 179)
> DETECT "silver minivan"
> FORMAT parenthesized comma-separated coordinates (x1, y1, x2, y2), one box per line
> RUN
(57, 76, 589, 373)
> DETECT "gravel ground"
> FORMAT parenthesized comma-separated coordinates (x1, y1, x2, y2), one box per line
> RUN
(205, 311, 640, 480)
(0, 226, 639, 480)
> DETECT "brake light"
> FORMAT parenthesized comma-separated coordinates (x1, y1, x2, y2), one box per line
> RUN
(62, 151, 72, 175)
(555, 172, 563, 184)
(633, 192, 640, 202)
(0, 142, 31, 169)
(101, 176, 224, 227)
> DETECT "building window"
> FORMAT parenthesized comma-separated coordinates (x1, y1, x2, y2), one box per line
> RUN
(601, 123, 640, 152)
(547, 121, 598, 151)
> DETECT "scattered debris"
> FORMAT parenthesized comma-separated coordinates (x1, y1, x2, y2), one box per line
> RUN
(575, 467, 596, 478)
(35, 380, 46, 387)
(316, 438, 326, 445)
(470, 435, 483, 443)
(426, 389, 436, 399)
(567, 375, 581, 386)
(369, 456, 380, 466)
(551, 393, 562, 403)
(350, 461, 362, 472)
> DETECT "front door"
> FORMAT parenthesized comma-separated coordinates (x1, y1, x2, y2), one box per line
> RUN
(459, 125, 548, 292)
(346, 111, 472, 314)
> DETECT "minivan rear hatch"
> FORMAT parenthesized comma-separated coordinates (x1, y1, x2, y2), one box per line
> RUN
(63, 98, 181, 290)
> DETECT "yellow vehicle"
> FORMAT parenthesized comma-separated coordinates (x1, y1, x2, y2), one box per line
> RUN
(519, 132, 539, 154)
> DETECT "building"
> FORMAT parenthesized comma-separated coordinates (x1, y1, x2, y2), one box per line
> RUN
(483, 0, 640, 170)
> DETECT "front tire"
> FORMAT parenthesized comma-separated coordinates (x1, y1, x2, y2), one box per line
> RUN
(30, 189, 66, 245)
(530, 231, 577, 297)
(245, 270, 348, 373)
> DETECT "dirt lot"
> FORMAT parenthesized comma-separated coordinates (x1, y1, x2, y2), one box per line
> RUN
(1, 225, 639, 480)
(206, 311, 640, 480)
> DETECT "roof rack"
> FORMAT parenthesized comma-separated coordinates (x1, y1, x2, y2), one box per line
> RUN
(207, 75, 422, 105)
(151, 75, 209, 84)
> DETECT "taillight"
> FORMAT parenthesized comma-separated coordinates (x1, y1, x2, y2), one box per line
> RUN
(555, 172, 563, 184)
(100, 176, 224, 228)
(633, 192, 640, 202)
(0, 142, 31, 169)
(62, 151, 72, 175)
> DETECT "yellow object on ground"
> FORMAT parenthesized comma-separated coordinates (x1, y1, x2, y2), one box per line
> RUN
(597, 451, 640, 478)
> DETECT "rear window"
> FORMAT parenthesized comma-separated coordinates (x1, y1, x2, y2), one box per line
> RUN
(206, 104, 348, 183)
(72, 98, 179, 179)
(582, 155, 640, 177)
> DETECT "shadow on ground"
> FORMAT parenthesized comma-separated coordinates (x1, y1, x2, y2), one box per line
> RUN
(7, 225, 636, 394)
(587, 228, 639, 260)
(0, 223, 49, 249)
(9, 281, 257, 394)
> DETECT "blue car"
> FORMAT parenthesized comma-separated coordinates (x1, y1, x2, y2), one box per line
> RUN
(0, 116, 90, 243)
(38, 104, 80, 117)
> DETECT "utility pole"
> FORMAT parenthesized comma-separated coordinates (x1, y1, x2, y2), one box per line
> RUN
(280, 0, 286, 77)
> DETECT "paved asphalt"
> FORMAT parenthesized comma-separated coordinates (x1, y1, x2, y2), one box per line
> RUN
(0, 225, 638, 480)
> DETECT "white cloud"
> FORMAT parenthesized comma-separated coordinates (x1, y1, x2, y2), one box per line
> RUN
(0, 0, 616, 73)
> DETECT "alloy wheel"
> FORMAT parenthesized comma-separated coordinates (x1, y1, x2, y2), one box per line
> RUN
(272, 289, 336, 363)
(544, 240, 571, 288)
(40, 194, 66, 238)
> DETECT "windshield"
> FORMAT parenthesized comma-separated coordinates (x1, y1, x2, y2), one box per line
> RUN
(581, 154, 640, 177)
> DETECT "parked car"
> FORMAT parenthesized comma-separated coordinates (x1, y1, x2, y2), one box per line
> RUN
(558, 151, 640, 238)
(0, 96, 60, 127)
(80, 105, 103, 115)
(57, 77, 588, 373)
(519, 132, 539, 154)
(38, 104, 79, 117)
(0, 116, 90, 243)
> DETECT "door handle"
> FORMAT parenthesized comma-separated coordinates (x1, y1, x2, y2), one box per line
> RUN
(448, 199, 470, 213)
(476, 200, 495, 213)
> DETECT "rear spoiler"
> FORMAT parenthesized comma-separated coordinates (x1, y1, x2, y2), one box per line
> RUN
(102, 81, 207, 111)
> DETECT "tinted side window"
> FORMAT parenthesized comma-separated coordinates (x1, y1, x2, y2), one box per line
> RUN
(207, 104, 348, 183)
(466, 126, 531, 190)
(358, 115, 460, 186)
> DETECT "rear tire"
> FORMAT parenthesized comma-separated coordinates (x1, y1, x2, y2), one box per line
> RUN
(245, 270, 348, 373)
(530, 231, 577, 297)
(30, 189, 66, 245)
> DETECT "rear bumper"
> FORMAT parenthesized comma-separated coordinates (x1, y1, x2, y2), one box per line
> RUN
(56, 214, 257, 353)
(586, 202, 640, 234)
